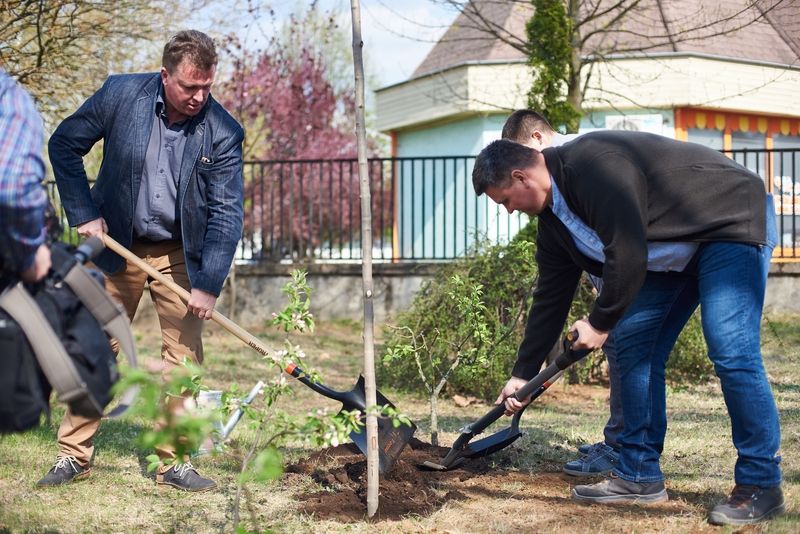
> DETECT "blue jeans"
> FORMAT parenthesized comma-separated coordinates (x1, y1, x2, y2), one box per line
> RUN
(588, 275, 624, 450)
(612, 204, 781, 487)
(601, 336, 623, 450)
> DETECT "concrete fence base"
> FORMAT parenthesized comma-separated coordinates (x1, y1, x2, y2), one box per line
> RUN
(134, 261, 800, 329)
(217, 262, 441, 328)
(765, 262, 800, 314)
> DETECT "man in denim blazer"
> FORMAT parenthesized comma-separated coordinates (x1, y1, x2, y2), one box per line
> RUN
(41, 30, 244, 492)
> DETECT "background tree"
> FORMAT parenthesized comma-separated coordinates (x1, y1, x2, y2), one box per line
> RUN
(216, 4, 388, 261)
(526, 0, 581, 132)
(217, 3, 382, 161)
(0, 0, 215, 126)
(431, 0, 791, 132)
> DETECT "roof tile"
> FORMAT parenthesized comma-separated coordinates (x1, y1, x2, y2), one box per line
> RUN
(411, 0, 800, 80)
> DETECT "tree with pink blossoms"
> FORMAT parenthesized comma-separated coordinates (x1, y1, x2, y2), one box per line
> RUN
(217, 4, 389, 261)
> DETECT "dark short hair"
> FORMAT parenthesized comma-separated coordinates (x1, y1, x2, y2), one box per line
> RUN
(472, 139, 539, 196)
(162, 30, 217, 73)
(501, 109, 555, 143)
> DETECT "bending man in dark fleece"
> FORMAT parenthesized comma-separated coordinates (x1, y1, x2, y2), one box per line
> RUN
(472, 131, 782, 526)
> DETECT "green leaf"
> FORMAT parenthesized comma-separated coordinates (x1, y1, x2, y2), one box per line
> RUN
(145, 454, 161, 473)
(526, 0, 582, 132)
(250, 448, 284, 483)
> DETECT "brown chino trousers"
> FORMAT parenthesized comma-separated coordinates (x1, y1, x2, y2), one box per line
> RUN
(56, 239, 204, 466)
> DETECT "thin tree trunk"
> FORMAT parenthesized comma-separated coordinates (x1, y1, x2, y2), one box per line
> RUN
(429, 392, 439, 446)
(566, 47, 583, 133)
(349, 0, 379, 518)
(429, 375, 452, 446)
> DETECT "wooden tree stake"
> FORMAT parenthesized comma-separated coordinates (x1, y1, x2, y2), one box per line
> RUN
(349, 0, 379, 518)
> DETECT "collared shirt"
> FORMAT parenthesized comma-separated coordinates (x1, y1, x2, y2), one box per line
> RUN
(133, 87, 189, 241)
(550, 177, 699, 274)
(0, 69, 47, 273)
(551, 133, 579, 147)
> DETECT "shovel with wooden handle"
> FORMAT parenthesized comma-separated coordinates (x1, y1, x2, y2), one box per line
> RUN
(420, 332, 589, 471)
(101, 234, 415, 473)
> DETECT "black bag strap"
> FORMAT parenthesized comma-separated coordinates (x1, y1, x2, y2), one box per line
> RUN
(0, 260, 139, 418)
(62, 263, 138, 417)
(0, 283, 94, 410)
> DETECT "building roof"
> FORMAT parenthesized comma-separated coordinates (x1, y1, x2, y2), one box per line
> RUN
(412, 1, 530, 78)
(412, 0, 800, 80)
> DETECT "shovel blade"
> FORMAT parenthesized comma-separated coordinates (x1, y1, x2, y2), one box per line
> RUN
(341, 375, 417, 473)
(349, 416, 416, 473)
(462, 426, 523, 459)
(416, 428, 523, 472)
(418, 407, 526, 471)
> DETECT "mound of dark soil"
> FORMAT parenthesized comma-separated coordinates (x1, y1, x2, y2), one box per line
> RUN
(283, 437, 494, 521)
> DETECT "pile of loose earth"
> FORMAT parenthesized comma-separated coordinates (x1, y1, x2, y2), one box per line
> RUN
(283, 437, 494, 521)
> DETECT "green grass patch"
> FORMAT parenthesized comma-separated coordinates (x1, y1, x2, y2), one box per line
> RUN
(1, 313, 798, 533)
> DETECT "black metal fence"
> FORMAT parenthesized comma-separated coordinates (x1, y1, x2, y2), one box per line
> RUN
(236, 156, 529, 262)
(239, 158, 397, 262)
(728, 148, 799, 259)
(45, 148, 800, 263)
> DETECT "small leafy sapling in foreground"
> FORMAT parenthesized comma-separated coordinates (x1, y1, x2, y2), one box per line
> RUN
(269, 269, 315, 333)
(116, 269, 404, 532)
(230, 269, 389, 531)
(114, 359, 218, 472)
(384, 274, 517, 445)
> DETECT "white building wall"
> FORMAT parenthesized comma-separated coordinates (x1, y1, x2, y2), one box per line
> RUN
(375, 67, 472, 133)
(465, 63, 531, 112)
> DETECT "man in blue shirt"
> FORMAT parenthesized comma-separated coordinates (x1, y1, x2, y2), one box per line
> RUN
(0, 69, 50, 285)
(501, 110, 621, 477)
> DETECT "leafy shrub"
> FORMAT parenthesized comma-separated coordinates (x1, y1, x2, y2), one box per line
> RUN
(380, 221, 714, 401)
(380, 222, 540, 400)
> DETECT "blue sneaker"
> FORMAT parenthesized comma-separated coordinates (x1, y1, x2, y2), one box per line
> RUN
(563, 443, 619, 477)
(577, 441, 604, 455)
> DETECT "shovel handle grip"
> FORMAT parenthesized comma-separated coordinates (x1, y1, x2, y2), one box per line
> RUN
(514, 331, 587, 401)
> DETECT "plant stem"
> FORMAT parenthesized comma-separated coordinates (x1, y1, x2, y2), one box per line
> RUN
(429, 391, 439, 446)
